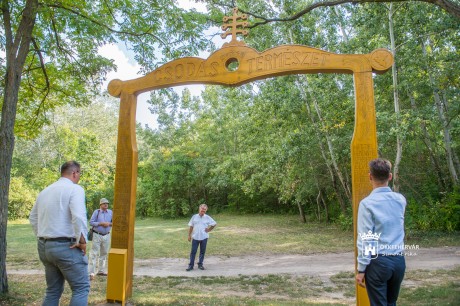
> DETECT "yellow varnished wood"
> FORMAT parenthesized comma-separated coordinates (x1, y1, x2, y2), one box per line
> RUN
(108, 91, 138, 299)
(106, 248, 128, 305)
(351, 71, 378, 306)
(108, 46, 392, 96)
(107, 37, 392, 305)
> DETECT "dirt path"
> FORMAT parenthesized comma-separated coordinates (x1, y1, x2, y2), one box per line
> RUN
(8, 246, 460, 278)
(134, 246, 460, 278)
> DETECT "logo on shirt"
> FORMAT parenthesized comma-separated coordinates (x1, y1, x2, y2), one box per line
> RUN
(359, 230, 381, 259)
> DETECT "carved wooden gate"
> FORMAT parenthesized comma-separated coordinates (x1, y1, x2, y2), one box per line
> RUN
(106, 8, 393, 306)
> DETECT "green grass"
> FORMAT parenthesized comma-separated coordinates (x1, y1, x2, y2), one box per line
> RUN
(134, 214, 356, 259)
(398, 267, 460, 305)
(3, 270, 459, 306)
(4, 214, 460, 305)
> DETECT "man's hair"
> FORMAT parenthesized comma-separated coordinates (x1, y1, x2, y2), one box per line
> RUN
(369, 158, 392, 182)
(60, 161, 81, 175)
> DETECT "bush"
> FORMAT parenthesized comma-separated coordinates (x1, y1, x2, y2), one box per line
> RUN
(337, 209, 353, 231)
(8, 177, 38, 220)
(406, 189, 460, 232)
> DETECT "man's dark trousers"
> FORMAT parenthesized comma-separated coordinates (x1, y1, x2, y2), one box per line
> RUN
(365, 255, 405, 306)
(188, 238, 208, 268)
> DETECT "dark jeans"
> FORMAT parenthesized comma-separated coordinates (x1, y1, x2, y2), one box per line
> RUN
(188, 238, 208, 268)
(365, 255, 406, 306)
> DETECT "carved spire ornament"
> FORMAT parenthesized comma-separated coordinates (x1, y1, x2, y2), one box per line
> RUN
(221, 7, 249, 46)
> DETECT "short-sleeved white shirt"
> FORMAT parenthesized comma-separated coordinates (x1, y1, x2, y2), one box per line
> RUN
(188, 214, 217, 241)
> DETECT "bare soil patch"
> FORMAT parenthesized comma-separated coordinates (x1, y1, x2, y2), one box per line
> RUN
(8, 246, 459, 278)
(133, 246, 460, 278)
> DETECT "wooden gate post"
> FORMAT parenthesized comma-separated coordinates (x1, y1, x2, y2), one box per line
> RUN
(106, 87, 138, 303)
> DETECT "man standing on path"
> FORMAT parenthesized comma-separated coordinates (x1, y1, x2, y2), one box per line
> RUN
(29, 161, 90, 306)
(186, 204, 217, 271)
(356, 158, 407, 305)
(88, 197, 113, 280)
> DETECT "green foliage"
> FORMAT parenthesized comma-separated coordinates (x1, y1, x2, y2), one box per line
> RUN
(7, 0, 460, 229)
(337, 211, 354, 231)
(406, 189, 460, 232)
(7, 177, 38, 220)
(137, 150, 201, 218)
(137, 1, 459, 221)
(10, 97, 118, 217)
(4, 0, 213, 135)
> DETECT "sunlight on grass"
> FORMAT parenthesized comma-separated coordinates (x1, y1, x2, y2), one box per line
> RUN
(5, 215, 460, 305)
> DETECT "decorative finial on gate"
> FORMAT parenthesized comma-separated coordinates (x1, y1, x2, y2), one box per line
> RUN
(221, 7, 249, 46)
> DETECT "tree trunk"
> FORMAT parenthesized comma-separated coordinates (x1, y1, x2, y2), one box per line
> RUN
(288, 30, 348, 212)
(315, 192, 323, 222)
(297, 200, 306, 223)
(409, 95, 446, 191)
(441, 89, 460, 176)
(421, 40, 459, 186)
(317, 188, 329, 222)
(311, 82, 352, 200)
(296, 75, 348, 213)
(323, 196, 329, 222)
(0, 0, 38, 293)
(333, 6, 349, 43)
(432, 87, 458, 185)
(389, 3, 403, 192)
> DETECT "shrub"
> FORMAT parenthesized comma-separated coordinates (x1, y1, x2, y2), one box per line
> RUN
(337, 209, 353, 231)
(8, 177, 38, 220)
(406, 189, 460, 232)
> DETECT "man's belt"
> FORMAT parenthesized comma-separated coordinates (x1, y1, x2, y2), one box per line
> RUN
(39, 237, 76, 242)
(93, 231, 110, 236)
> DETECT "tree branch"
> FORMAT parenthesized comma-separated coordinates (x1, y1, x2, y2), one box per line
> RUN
(238, 0, 459, 28)
(27, 38, 50, 129)
(31, 38, 50, 90)
(1, 0, 13, 57)
(395, 29, 454, 50)
(46, 3, 168, 47)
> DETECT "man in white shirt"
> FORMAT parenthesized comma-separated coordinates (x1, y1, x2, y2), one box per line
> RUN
(186, 204, 217, 271)
(29, 161, 90, 306)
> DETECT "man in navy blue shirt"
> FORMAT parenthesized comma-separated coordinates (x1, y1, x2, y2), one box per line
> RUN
(356, 158, 406, 305)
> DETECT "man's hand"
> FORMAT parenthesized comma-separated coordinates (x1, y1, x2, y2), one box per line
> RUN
(188, 226, 193, 242)
(205, 226, 215, 233)
(356, 272, 366, 288)
(71, 242, 87, 255)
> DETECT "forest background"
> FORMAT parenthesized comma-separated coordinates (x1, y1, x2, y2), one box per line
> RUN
(2, 0, 459, 293)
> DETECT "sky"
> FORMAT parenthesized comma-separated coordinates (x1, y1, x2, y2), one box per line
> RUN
(98, 44, 159, 128)
(98, 1, 223, 128)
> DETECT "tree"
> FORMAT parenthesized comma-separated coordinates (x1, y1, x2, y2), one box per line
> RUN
(217, 0, 460, 23)
(0, 0, 210, 293)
